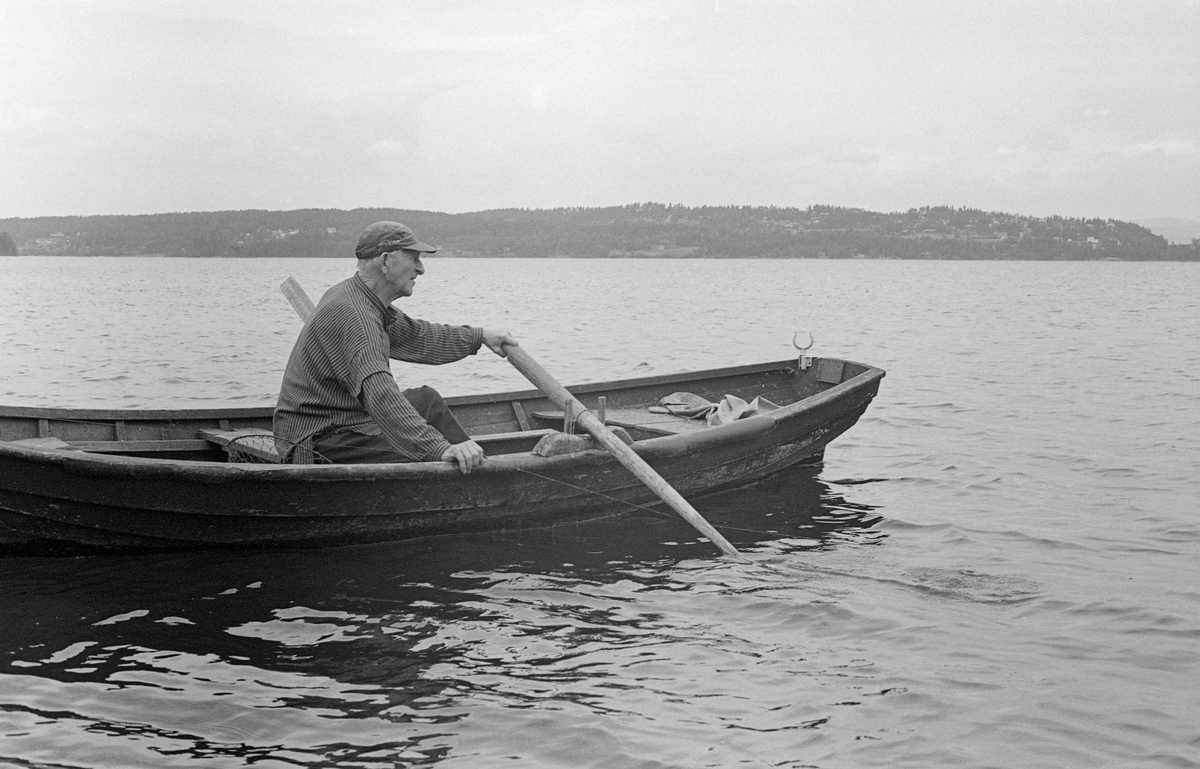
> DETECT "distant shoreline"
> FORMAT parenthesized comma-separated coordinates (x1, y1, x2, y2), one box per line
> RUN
(6, 253, 1191, 263)
(3, 204, 1197, 261)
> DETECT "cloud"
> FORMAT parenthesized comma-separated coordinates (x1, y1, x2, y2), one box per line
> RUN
(1123, 140, 1196, 158)
(1, 0, 1197, 220)
(366, 139, 408, 158)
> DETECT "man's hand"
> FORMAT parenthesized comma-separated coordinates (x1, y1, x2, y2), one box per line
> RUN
(442, 439, 485, 474)
(482, 329, 518, 357)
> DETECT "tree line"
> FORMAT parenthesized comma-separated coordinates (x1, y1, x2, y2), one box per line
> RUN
(1, 204, 1195, 261)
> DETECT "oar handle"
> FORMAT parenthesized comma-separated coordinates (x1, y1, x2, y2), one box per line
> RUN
(281, 277, 316, 321)
(504, 345, 742, 558)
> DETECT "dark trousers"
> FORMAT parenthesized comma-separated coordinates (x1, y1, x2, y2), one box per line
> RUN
(314, 386, 470, 464)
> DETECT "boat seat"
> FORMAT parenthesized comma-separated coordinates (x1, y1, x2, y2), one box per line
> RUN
(530, 407, 709, 436)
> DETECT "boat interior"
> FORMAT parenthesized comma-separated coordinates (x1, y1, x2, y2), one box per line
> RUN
(1, 358, 867, 463)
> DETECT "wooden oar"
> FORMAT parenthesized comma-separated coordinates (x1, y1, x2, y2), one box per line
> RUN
(502, 345, 742, 558)
(279, 276, 741, 558)
(280, 276, 315, 320)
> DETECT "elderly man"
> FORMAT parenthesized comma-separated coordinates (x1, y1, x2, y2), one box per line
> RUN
(274, 221, 517, 472)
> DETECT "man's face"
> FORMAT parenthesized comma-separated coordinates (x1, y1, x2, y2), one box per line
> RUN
(385, 249, 425, 297)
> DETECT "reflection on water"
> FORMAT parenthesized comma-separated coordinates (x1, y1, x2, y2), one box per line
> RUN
(0, 465, 887, 767)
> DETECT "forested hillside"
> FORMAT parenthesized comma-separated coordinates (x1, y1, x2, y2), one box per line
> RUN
(2, 204, 1195, 260)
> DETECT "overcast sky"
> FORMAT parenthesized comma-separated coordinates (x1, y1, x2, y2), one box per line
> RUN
(2, 0, 1197, 222)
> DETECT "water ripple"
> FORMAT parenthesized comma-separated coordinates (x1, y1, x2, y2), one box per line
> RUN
(2, 258, 1199, 767)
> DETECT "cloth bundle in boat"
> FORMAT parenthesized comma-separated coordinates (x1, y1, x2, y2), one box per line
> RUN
(652, 392, 780, 427)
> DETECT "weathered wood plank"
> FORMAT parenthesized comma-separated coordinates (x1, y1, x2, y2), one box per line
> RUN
(70, 439, 213, 453)
(9, 437, 77, 450)
(531, 407, 709, 436)
(476, 427, 557, 444)
(511, 401, 531, 431)
(816, 358, 845, 384)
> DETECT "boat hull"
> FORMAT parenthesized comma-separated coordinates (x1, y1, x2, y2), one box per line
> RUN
(0, 358, 883, 551)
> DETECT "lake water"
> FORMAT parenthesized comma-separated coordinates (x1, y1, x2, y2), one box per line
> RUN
(1, 257, 1198, 768)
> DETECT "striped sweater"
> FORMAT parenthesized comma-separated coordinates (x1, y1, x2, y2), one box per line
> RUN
(273, 274, 483, 462)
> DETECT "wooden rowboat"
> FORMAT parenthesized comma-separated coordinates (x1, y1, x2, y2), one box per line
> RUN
(0, 357, 884, 551)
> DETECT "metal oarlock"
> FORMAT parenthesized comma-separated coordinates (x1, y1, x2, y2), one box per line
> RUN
(793, 331, 814, 370)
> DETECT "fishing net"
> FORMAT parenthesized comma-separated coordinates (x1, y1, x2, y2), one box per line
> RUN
(225, 433, 284, 464)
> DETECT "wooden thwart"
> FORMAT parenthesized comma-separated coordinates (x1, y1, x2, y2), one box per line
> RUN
(531, 407, 710, 436)
(472, 427, 559, 447)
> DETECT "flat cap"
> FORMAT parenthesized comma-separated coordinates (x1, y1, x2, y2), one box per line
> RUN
(355, 221, 438, 259)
